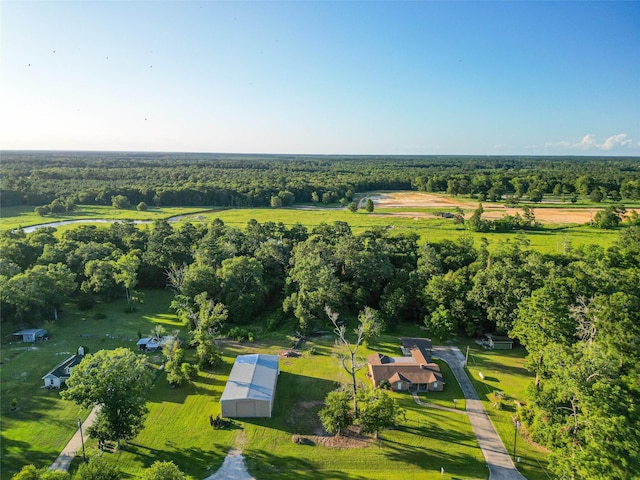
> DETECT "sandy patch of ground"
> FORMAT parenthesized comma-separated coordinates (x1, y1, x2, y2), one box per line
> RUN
(362, 191, 638, 225)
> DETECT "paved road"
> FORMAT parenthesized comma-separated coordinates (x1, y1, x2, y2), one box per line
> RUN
(50, 405, 100, 471)
(433, 346, 527, 480)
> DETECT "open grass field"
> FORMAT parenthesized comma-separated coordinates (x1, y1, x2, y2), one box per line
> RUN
(2, 191, 633, 254)
(1, 289, 550, 480)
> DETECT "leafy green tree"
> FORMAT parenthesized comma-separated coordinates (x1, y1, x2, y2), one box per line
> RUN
(283, 240, 342, 332)
(348, 202, 358, 213)
(356, 387, 405, 439)
(61, 348, 153, 447)
(165, 347, 198, 387)
(510, 276, 577, 386)
(216, 256, 266, 323)
(3, 263, 76, 321)
(111, 195, 131, 209)
(592, 205, 625, 229)
(270, 195, 283, 208)
(182, 293, 227, 369)
(140, 461, 186, 480)
(425, 304, 455, 340)
(113, 252, 140, 311)
(365, 198, 374, 213)
(318, 389, 353, 436)
(466, 203, 489, 232)
(81, 259, 117, 300)
(136, 201, 148, 211)
(73, 457, 122, 480)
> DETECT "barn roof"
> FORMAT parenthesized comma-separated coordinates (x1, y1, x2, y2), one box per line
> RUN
(220, 354, 279, 402)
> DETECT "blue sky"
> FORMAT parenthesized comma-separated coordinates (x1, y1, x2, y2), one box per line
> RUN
(1, 1, 639, 155)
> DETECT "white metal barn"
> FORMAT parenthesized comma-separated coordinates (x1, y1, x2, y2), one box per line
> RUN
(220, 354, 279, 418)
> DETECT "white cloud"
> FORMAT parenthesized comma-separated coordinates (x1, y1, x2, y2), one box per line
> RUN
(601, 133, 633, 150)
(540, 133, 638, 151)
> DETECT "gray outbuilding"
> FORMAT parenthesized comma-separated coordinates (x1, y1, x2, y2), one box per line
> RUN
(13, 328, 48, 343)
(220, 354, 279, 418)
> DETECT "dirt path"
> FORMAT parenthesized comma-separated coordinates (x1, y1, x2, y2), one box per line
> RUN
(433, 346, 527, 480)
(202, 448, 254, 480)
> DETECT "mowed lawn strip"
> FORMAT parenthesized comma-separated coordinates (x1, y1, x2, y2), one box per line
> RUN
(460, 342, 551, 480)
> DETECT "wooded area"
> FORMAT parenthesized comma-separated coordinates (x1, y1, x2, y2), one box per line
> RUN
(2, 152, 640, 209)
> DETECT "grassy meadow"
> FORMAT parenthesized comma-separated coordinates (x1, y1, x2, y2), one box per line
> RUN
(0, 289, 551, 480)
(1, 191, 632, 255)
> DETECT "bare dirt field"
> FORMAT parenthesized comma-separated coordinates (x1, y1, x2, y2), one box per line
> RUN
(362, 192, 636, 225)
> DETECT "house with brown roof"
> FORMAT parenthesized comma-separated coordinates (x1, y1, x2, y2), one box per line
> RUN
(367, 338, 444, 392)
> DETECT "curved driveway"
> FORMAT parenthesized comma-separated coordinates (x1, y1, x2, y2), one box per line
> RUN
(433, 346, 527, 480)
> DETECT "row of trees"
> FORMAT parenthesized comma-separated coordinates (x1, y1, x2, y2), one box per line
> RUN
(2, 152, 640, 208)
(12, 459, 185, 480)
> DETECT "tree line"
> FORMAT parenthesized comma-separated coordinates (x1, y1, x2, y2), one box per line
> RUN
(2, 152, 640, 209)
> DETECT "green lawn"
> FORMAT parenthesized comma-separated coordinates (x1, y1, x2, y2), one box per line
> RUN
(0, 291, 186, 480)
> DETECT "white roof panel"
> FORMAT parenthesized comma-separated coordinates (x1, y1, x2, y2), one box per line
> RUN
(220, 354, 279, 402)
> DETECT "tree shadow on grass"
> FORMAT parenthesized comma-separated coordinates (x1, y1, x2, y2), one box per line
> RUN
(122, 442, 229, 479)
(379, 439, 488, 479)
(244, 448, 370, 480)
(238, 372, 336, 435)
(0, 435, 57, 479)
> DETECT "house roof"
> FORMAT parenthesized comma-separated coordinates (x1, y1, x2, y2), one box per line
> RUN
(369, 361, 444, 386)
(368, 338, 443, 386)
(137, 335, 179, 347)
(14, 328, 48, 337)
(220, 354, 279, 403)
(42, 353, 84, 380)
(400, 337, 433, 352)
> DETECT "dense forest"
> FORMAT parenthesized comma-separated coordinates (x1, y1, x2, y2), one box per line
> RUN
(2, 151, 640, 209)
(1, 215, 639, 479)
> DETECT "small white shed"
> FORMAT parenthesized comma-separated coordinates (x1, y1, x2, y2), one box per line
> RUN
(220, 354, 279, 418)
(13, 329, 48, 343)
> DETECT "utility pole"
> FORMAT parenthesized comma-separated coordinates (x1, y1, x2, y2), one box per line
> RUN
(78, 418, 86, 462)
(513, 420, 521, 461)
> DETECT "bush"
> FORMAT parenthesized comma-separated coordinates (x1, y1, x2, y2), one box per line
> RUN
(136, 201, 148, 211)
(73, 456, 122, 480)
(227, 326, 254, 342)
